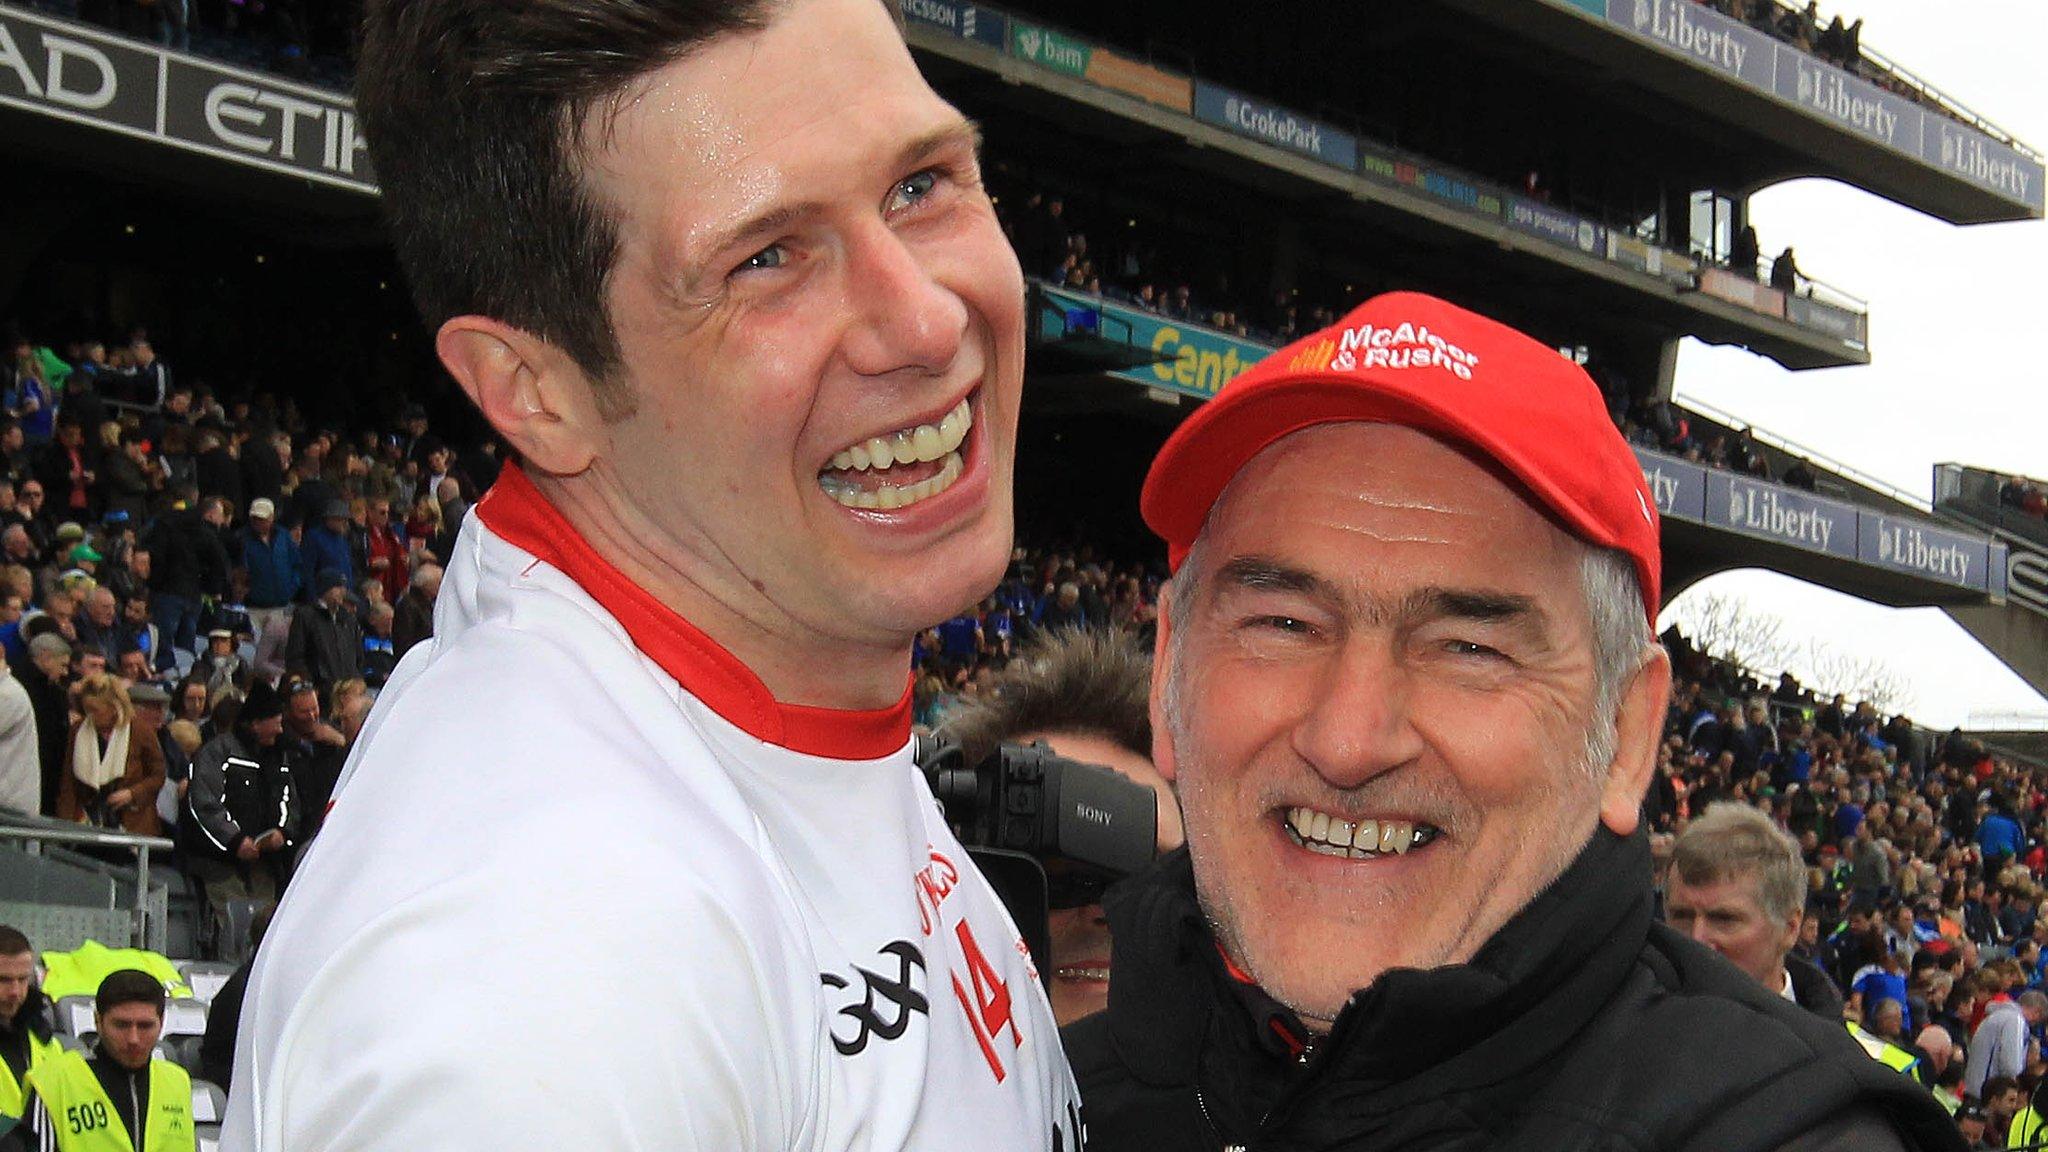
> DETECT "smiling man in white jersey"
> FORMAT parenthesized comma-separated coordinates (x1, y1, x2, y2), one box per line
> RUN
(221, 1, 1080, 1148)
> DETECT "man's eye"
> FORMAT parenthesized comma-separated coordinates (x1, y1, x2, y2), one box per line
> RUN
(1253, 615, 1313, 635)
(1445, 639, 1503, 659)
(736, 245, 787, 275)
(887, 169, 941, 214)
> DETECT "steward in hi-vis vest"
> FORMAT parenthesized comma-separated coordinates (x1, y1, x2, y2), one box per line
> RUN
(21, 970, 193, 1152)
(1, 926, 63, 1132)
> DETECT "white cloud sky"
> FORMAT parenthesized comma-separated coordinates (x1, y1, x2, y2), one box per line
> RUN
(1663, 0, 2048, 729)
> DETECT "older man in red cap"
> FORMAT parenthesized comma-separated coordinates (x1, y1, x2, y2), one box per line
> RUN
(1062, 294, 1961, 1151)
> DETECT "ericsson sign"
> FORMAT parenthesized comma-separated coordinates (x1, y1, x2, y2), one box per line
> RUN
(0, 5, 374, 194)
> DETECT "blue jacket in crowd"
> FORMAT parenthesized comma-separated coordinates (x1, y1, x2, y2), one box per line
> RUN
(1978, 810, 2025, 860)
(241, 526, 302, 609)
(299, 524, 353, 599)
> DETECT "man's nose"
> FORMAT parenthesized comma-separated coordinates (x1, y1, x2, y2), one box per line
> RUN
(1290, 636, 1425, 790)
(840, 223, 968, 378)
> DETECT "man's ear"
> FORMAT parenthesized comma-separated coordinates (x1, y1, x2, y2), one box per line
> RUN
(1600, 644, 1672, 836)
(1150, 586, 1179, 785)
(435, 316, 607, 477)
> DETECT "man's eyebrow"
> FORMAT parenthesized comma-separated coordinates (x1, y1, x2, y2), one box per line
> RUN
(1410, 587, 1541, 624)
(1211, 556, 1336, 601)
(683, 118, 984, 275)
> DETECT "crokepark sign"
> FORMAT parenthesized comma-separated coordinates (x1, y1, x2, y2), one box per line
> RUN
(0, 3, 375, 194)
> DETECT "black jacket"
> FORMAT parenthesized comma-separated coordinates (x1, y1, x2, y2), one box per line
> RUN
(1063, 830, 1962, 1152)
(143, 506, 229, 601)
(183, 729, 299, 865)
(1787, 951, 1847, 1020)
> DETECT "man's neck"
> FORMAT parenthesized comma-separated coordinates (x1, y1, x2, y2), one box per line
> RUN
(531, 470, 908, 711)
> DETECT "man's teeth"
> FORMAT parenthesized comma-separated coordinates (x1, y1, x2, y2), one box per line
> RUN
(829, 399, 971, 473)
(820, 399, 972, 511)
(1284, 806, 1431, 859)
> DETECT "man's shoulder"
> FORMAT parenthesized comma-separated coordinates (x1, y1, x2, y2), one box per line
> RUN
(1556, 925, 1962, 1150)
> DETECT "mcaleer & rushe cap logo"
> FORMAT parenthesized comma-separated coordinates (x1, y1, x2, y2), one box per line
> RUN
(1326, 320, 1480, 380)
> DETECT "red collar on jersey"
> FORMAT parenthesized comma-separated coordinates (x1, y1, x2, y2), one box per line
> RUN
(475, 461, 913, 760)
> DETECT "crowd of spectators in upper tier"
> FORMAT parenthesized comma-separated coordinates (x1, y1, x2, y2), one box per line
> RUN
(1696, 0, 2002, 131)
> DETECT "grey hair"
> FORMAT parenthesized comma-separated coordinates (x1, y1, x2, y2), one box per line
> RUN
(1672, 800, 1806, 921)
(1162, 535, 1653, 778)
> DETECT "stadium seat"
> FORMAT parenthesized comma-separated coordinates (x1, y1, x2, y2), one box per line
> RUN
(180, 960, 238, 1003)
(193, 1078, 227, 1152)
(191, 1079, 226, 1125)
(164, 1035, 206, 1075)
(163, 997, 209, 1038)
(54, 995, 96, 1037)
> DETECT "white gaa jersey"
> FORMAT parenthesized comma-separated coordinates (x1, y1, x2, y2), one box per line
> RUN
(222, 466, 1083, 1151)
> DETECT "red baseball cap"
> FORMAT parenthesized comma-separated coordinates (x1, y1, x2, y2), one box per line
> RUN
(1141, 291, 1661, 622)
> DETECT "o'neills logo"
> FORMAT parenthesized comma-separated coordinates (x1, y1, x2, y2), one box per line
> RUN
(1323, 321, 1480, 380)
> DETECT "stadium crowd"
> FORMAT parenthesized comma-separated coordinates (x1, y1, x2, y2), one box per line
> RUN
(1652, 628, 2048, 1144)
(0, 323, 479, 948)
(2000, 477, 2048, 523)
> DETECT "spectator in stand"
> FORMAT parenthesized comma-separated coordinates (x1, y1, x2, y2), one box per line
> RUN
(282, 570, 362, 692)
(361, 602, 397, 687)
(143, 486, 230, 660)
(116, 594, 159, 676)
(430, 476, 467, 563)
(16, 634, 70, 817)
(125, 337, 170, 412)
(198, 904, 275, 1096)
(126, 682, 186, 835)
(54, 673, 165, 837)
(392, 560, 439, 661)
(193, 629, 249, 699)
(1730, 224, 1761, 279)
(279, 678, 349, 846)
(1977, 798, 2024, 874)
(1667, 803, 1843, 1018)
(0, 655, 34, 817)
(238, 497, 299, 680)
(98, 430, 153, 526)
(1965, 990, 2047, 1100)
(1039, 581, 1087, 631)
(1770, 246, 1801, 294)
(298, 500, 354, 601)
(240, 428, 288, 512)
(73, 587, 120, 667)
(183, 678, 297, 942)
(192, 424, 243, 513)
(357, 495, 407, 605)
(33, 421, 95, 526)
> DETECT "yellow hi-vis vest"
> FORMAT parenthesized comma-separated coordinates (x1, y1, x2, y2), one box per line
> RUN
(23, 1050, 193, 1152)
(0, 1029, 64, 1118)
(1844, 1021, 1924, 1084)
(2011, 1104, 2045, 1149)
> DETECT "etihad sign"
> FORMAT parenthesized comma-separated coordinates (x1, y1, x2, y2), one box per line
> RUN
(1632, 0, 1751, 75)
(1304, 321, 1481, 380)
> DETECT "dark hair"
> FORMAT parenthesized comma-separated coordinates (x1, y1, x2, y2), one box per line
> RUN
(0, 924, 30, 956)
(95, 968, 165, 1017)
(354, 0, 774, 418)
(937, 628, 1153, 769)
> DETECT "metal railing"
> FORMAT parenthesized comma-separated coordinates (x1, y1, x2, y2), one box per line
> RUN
(1857, 39, 2041, 162)
(1673, 396, 1931, 512)
(0, 814, 173, 948)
